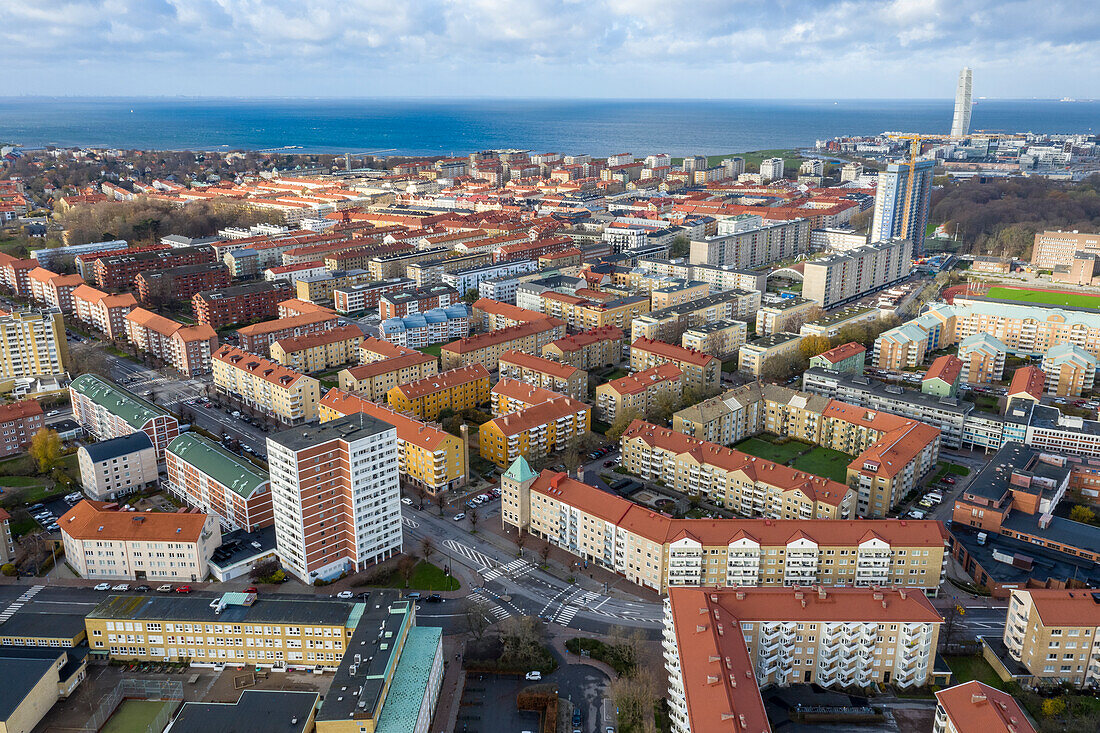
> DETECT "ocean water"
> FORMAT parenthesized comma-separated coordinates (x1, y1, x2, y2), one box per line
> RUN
(0, 97, 1096, 156)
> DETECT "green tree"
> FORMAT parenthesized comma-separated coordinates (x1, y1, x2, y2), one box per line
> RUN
(29, 428, 62, 474)
(0, 564, 16, 577)
(462, 288, 480, 304)
(1041, 697, 1066, 718)
(669, 233, 690, 258)
(1070, 505, 1096, 524)
(606, 409, 641, 441)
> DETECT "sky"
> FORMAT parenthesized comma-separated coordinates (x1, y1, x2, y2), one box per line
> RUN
(2, 0, 1097, 99)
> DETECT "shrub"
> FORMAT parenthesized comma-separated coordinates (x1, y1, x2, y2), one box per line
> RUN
(0, 564, 15, 577)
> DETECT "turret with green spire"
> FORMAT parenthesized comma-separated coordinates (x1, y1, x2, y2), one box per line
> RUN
(501, 456, 537, 531)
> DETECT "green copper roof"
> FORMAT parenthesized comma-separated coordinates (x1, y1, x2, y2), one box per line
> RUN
(503, 456, 537, 483)
(374, 627, 443, 733)
(166, 433, 269, 498)
(69, 373, 170, 430)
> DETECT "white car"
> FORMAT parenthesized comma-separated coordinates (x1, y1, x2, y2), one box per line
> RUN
(336, 591, 354, 599)
(453, 513, 466, 521)
(401, 497, 413, 505)
(525, 671, 543, 681)
(156, 585, 172, 593)
(112, 583, 130, 591)
(94, 582, 112, 591)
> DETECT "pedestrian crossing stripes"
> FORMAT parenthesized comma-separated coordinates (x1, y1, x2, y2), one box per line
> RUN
(0, 585, 43, 623)
(442, 540, 497, 572)
(466, 591, 510, 621)
(402, 516, 419, 529)
(554, 604, 579, 626)
(482, 558, 534, 582)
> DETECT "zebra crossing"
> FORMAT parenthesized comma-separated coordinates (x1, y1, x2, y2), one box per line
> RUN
(0, 585, 44, 624)
(552, 589, 601, 627)
(482, 558, 535, 582)
(442, 540, 497, 571)
(466, 591, 511, 621)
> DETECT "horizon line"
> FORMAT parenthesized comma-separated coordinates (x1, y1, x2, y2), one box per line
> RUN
(0, 95, 1094, 103)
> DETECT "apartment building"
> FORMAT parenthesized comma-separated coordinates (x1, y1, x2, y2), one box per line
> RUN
(756, 297, 817, 336)
(540, 291, 652, 332)
(407, 253, 493, 289)
(237, 310, 338, 357)
(490, 380, 564, 417)
(60, 500, 221, 582)
(71, 284, 138, 340)
(1008, 366, 1046, 407)
(379, 304, 472, 349)
(933, 681, 1036, 733)
(630, 289, 761, 343)
(922, 354, 963, 398)
(502, 462, 947, 593)
(440, 318, 566, 371)
(681, 320, 748, 358)
(165, 433, 273, 532)
(953, 296, 1100, 360)
(77, 432, 159, 501)
(672, 381, 830, 447)
(212, 346, 321, 425)
(472, 298, 548, 330)
(69, 374, 180, 460)
(1030, 230, 1100, 270)
(802, 238, 913, 309)
(387, 364, 490, 421)
(622, 420, 854, 519)
(266, 414, 402, 582)
(596, 363, 683, 423)
(320, 388, 467, 495)
(278, 298, 334, 319)
(123, 308, 218, 376)
(441, 259, 538, 297)
(339, 342, 438, 401)
(332, 278, 414, 314)
(0, 399, 44, 458)
(0, 309, 69, 379)
(378, 286, 459, 320)
(135, 263, 231, 304)
(1041, 344, 1097, 397)
(958, 333, 1007, 385)
(270, 324, 364, 373)
(498, 350, 587, 401)
(630, 337, 721, 393)
(634, 257, 767, 294)
(193, 281, 293, 329)
(92, 245, 216, 290)
(1004, 589, 1100, 687)
(296, 269, 373, 306)
(27, 267, 83, 312)
(541, 325, 624, 370)
(650, 280, 710, 309)
(664, 587, 942, 733)
(738, 333, 803, 377)
(689, 218, 810, 269)
(799, 306, 881, 340)
(479, 396, 590, 468)
(368, 248, 452, 280)
(809, 342, 866, 374)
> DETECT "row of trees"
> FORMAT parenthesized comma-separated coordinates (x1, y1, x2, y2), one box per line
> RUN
(58, 199, 283, 247)
(759, 312, 905, 384)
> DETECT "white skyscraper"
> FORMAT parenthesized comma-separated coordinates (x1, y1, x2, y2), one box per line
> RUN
(950, 67, 973, 137)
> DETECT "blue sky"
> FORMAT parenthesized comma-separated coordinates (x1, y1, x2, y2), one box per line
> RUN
(2, 0, 1097, 98)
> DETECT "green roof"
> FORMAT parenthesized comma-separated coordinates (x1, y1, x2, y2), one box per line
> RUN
(69, 373, 170, 429)
(166, 433, 268, 498)
(504, 456, 537, 483)
(374, 627, 443, 733)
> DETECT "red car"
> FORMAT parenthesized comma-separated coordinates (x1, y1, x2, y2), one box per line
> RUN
(174, 585, 192, 594)
(245, 587, 258, 594)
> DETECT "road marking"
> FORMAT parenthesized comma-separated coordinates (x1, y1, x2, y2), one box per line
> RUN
(0, 585, 44, 623)
(482, 558, 533, 582)
(443, 540, 498, 572)
(466, 591, 510, 621)
(402, 517, 419, 529)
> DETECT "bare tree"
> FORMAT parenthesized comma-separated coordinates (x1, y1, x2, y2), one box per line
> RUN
(68, 343, 113, 380)
(434, 492, 446, 516)
(467, 507, 479, 532)
(515, 530, 527, 558)
(538, 544, 552, 566)
(397, 555, 418, 589)
(419, 537, 436, 566)
(464, 607, 489, 640)
(608, 665, 661, 733)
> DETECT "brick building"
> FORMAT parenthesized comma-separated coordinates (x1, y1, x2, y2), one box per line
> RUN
(192, 281, 293, 329)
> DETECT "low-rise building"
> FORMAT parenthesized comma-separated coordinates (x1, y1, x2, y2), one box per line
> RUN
(959, 333, 1008, 385)
(69, 374, 180, 460)
(60, 500, 221, 582)
(77, 432, 158, 501)
(0, 400, 44, 458)
(630, 337, 721, 393)
(379, 304, 472, 349)
(1041, 343, 1097, 397)
(212, 346, 321, 425)
(809, 342, 866, 374)
(440, 317, 566, 371)
(237, 310, 338, 357)
(738, 332, 803, 377)
(933, 681, 1036, 733)
(270, 324, 364, 373)
(541, 325, 624, 370)
(680, 319, 748, 357)
(387, 364, 490, 421)
(320, 389, 467, 495)
(596, 363, 682, 423)
(922, 354, 964, 398)
(479, 396, 590, 468)
(1007, 365, 1046, 408)
(1003, 588, 1100, 688)
(799, 305, 880, 339)
(498, 350, 587, 401)
(0, 647, 88, 733)
(165, 433, 273, 532)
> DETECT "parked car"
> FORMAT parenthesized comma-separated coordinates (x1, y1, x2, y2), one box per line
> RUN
(406, 592, 422, 600)
(401, 497, 413, 505)
(427, 593, 443, 602)
(336, 591, 354, 599)
(156, 585, 172, 593)
(245, 587, 258, 594)
(134, 585, 151, 592)
(94, 582, 111, 591)
(453, 513, 466, 521)
(111, 583, 130, 591)
(174, 585, 192, 594)
(525, 671, 543, 681)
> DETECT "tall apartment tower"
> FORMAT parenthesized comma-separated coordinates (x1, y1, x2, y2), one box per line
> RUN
(950, 67, 973, 137)
(267, 413, 402, 582)
(870, 159, 935, 253)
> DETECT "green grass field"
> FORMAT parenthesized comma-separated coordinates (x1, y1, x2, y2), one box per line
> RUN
(790, 446, 853, 483)
(733, 437, 809, 465)
(416, 344, 443, 358)
(986, 286, 1100, 309)
(100, 700, 172, 733)
(382, 561, 460, 591)
(944, 655, 1006, 691)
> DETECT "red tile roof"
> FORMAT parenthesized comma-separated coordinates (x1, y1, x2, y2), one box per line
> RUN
(547, 325, 623, 353)
(934, 681, 1035, 733)
(631, 337, 719, 368)
(320, 388, 454, 451)
(485, 395, 588, 436)
(815, 341, 866, 365)
(924, 354, 963, 385)
(393, 364, 489, 400)
(442, 318, 565, 354)
(1008, 365, 1046, 401)
(60, 500, 209, 542)
(273, 324, 363, 353)
(606, 363, 682, 395)
(499, 350, 581, 380)
(0, 400, 44, 422)
(1021, 589, 1100, 627)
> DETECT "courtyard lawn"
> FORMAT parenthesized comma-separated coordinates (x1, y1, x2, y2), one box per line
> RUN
(382, 561, 460, 592)
(944, 655, 1007, 691)
(733, 437, 809, 465)
(985, 286, 1100, 309)
(417, 343, 443, 358)
(100, 700, 173, 733)
(790, 446, 854, 483)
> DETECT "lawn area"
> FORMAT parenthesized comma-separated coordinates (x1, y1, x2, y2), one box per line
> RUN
(101, 700, 172, 733)
(945, 655, 1007, 691)
(381, 561, 460, 592)
(790, 446, 854, 483)
(416, 343, 443, 358)
(986, 286, 1100, 309)
(722, 358, 739, 373)
(734, 436, 809, 464)
(605, 368, 629, 381)
(0, 476, 47, 488)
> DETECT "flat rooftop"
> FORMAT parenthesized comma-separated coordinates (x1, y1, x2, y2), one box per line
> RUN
(951, 524, 1100, 587)
(168, 690, 319, 733)
(269, 412, 396, 451)
(88, 593, 369, 627)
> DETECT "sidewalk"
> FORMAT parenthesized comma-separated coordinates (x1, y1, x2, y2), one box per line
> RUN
(430, 636, 467, 733)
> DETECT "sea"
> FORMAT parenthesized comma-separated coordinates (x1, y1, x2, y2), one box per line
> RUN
(0, 97, 1096, 156)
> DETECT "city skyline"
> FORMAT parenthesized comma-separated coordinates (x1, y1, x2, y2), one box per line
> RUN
(3, 0, 1098, 99)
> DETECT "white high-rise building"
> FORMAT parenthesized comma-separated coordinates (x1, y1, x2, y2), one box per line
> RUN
(951, 67, 973, 137)
(760, 157, 785, 182)
(267, 413, 402, 582)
